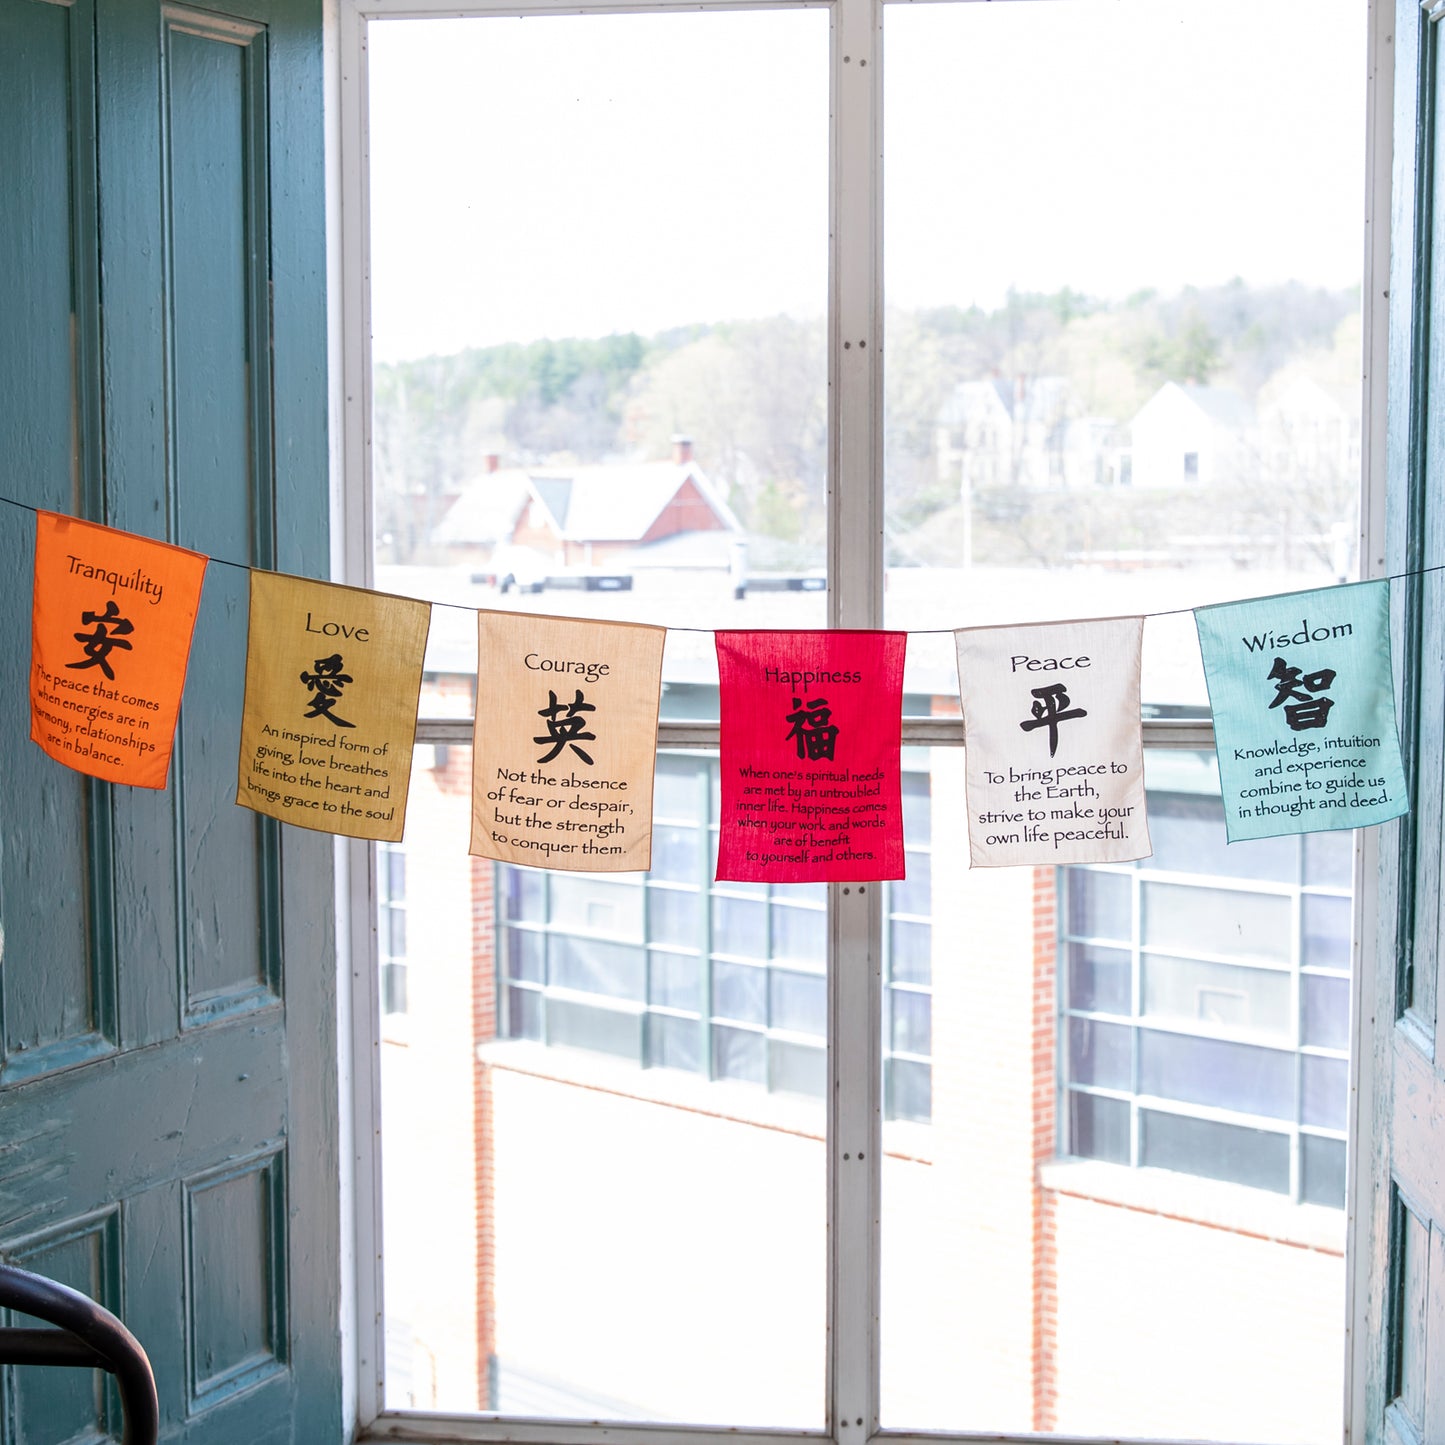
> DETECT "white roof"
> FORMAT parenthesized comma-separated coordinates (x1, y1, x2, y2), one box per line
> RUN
(430, 470, 530, 546)
(432, 461, 741, 548)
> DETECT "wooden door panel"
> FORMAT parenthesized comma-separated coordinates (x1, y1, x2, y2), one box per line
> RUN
(1378, 7, 1445, 1444)
(0, 0, 335, 1440)
(0, 0, 114, 1090)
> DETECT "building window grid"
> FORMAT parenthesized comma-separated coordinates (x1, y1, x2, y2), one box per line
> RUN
(883, 832, 933, 1124)
(1059, 851, 1351, 1205)
(379, 841, 409, 1015)
(495, 754, 932, 1116)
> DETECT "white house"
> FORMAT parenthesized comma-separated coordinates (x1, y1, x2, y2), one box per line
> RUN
(1127, 381, 1255, 489)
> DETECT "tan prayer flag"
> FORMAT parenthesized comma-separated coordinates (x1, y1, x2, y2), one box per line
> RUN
(237, 573, 431, 841)
(30, 510, 207, 789)
(471, 612, 665, 872)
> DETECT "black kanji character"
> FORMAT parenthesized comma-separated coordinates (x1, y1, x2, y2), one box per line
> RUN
(66, 600, 135, 682)
(1019, 682, 1087, 758)
(535, 689, 597, 765)
(784, 696, 839, 761)
(301, 652, 356, 728)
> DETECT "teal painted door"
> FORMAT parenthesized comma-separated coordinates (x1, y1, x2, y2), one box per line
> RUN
(0, 0, 339, 1441)
(1372, 2, 1445, 1441)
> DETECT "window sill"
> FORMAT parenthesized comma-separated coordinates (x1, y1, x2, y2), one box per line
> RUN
(1037, 1157, 1345, 1255)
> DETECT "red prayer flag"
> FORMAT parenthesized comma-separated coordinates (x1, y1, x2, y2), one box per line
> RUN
(715, 630, 906, 883)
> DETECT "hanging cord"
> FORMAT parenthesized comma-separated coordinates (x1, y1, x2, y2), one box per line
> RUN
(5, 493, 1440, 632)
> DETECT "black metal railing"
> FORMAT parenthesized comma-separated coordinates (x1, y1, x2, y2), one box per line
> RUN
(0, 1262, 158, 1445)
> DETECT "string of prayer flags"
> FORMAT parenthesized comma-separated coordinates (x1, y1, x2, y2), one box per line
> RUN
(237, 573, 431, 841)
(470, 612, 666, 871)
(1194, 580, 1409, 841)
(955, 617, 1151, 867)
(30, 510, 208, 789)
(715, 630, 906, 883)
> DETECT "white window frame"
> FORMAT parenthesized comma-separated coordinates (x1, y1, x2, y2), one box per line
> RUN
(333, 2, 1396, 1441)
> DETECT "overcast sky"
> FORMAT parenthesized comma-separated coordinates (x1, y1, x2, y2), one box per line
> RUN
(366, 0, 1368, 363)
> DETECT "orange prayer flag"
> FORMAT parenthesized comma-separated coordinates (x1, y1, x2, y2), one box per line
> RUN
(30, 510, 208, 789)
(237, 572, 431, 842)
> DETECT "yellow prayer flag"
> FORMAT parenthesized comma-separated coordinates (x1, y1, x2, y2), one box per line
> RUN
(470, 612, 665, 872)
(237, 573, 431, 841)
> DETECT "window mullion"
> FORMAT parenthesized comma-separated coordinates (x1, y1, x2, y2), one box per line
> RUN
(828, 0, 884, 1443)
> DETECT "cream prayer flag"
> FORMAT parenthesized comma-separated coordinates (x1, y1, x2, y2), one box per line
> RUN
(955, 617, 1151, 867)
(237, 573, 431, 841)
(471, 612, 665, 872)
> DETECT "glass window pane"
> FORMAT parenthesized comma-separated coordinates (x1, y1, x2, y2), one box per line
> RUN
(886, 1058, 931, 1123)
(713, 961, 767, 1026)
(548, 996, 643, 1061)
(772, 904, 825, 965)
(548, 875, 643, 939)
(648, 885, 700, 949)
(654, 756, 703, 820)
(890, 850, 932, 917)
(1067, 1017, 1132, 1091)
(649, 824, 700, 884)
(1141, 954, 1291, 1039)
(713, 895, 768, 957)
(1142, 881, 1291, 963)
(649, 1012, 701, 1074)
(1065, 869, 1131, 942)
(369, 0, 836, 1420)
(877, 0, 1365, 1433)
(770, 1039, 826, 1098)
(1139, 1031, 1294, 1119)
(503, 928, 545, 984)
(889, 919, 932, 985)
(1303, 891, 1352, 971)
(502, 865, 546, 922)
(649, 951, 700, 1013)
(1302, 1053, 1348, 1131)
(1068, 1091, 1130, 1165)
(506, 985, 542, 1042)
(713, 1025, 767, 1085)
(1148, 791, 1298, 883)
(382, 961, 409, 1015)
(901, 772, 931, 846)
(1139, 1110, 1290, 1194)
(1302, 972, 1351, 1050)
(386, 906, 408, 959)
(385, 847, 408, 896)
(890, 988, 932, 1057)
(1301, 1134, 1347, 1209)
(1067, 942, 1131, 1015)
(772, 970, 827, 1038)
(549, 935, 646, 1002)
(1303, 827, 1354, 888)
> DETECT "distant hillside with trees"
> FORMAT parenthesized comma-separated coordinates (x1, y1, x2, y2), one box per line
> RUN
(373, 280, 1360, 568)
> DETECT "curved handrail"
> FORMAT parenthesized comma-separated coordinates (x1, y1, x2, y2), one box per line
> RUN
(0, 1262, 158, 1445)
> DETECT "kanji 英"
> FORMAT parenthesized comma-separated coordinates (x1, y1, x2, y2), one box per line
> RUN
(535, 689, 597, 765)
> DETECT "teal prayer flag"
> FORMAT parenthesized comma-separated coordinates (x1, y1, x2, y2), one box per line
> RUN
(1194, 580, 1409, 842)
